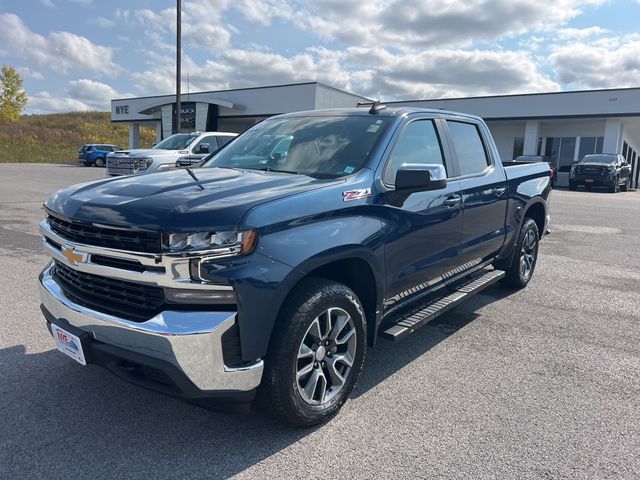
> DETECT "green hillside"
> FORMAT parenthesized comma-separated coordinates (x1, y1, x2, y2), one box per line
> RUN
(0, 111, 156, 163)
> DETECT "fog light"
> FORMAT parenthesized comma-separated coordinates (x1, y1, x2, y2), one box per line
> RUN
(165, 287, 236, 304)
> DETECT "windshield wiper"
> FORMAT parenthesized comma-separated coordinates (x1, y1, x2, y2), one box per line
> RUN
(253, 167, 300, 175)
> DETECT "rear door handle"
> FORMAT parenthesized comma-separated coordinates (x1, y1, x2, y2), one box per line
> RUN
(493, 186, 506, 196)
(444, 195, 461, 207)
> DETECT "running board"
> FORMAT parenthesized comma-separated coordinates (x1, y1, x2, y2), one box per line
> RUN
(381, 269, 505, 341)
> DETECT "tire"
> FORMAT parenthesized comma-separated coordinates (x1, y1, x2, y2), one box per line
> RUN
(258, 278, 367, 427)
(94, 157, 105, 167)
(609, 180, 618, 193)
(83, 161, 91, 167)
(569, 181, 577, 191)
(498, 218, 540, 289)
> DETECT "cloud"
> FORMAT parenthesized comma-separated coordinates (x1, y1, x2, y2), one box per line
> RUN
(549, 35, 640, 89)
(129, 44, 558, 101)
(28, 91, 91, 113)
(0, 13, 118, 75)
(226, 0, 607, 48)
(38, 0, 55, 7)
(15, 67, 44, 80)
(68, 79, 131, 109)
(90, 17, 116, 29)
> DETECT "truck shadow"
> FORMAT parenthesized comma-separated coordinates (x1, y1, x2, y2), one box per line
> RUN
(353, 283, 519, 397)
(1, 284, 516, 479)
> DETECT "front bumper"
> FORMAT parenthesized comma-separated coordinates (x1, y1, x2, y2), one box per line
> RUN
(570, 175, 615, 187)
(39, 264, 264, 401)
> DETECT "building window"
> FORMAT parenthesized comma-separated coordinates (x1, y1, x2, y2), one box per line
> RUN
(512, 137, 524, 159)
(545, 137, 577, 172)
(595, 136, 604, 154)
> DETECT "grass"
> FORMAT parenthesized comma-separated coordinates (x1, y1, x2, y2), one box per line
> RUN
(0, 111, 156, 163)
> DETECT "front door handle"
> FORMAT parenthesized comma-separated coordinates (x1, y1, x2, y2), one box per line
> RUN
(493, 186, 506, 196)
(444, 195, 461, 207)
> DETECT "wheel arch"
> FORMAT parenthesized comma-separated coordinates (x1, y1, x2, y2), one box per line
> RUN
(278, 252, 384, 349)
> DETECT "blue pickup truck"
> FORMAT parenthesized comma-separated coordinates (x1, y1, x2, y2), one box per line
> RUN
(39, 106, 551, 426)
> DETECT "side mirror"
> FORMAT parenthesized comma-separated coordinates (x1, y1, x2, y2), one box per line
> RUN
(196, 143, 210, 154)
(395, 164, 447, 192)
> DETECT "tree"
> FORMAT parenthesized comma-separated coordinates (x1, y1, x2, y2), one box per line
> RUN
(0, 65, 28, 124)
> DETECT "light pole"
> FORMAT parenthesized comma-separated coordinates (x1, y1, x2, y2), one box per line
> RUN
(175, 0, 181, 133)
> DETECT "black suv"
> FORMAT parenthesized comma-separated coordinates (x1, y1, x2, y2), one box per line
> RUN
(569, 154, 631, 192)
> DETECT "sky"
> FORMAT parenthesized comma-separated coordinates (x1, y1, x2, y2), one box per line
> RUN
(1, 0, 639, 114)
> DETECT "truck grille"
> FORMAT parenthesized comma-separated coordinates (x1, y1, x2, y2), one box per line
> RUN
(107, 155, 152, 176)
(48, 215, 161, 253)
(575, 165, 607, 176)
(52, 261, 165, 322)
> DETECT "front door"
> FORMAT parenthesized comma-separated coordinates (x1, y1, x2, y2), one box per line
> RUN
(379, 118, 463, 310)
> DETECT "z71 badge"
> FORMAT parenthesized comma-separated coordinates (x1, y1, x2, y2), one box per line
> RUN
(342, 188, 371, 201)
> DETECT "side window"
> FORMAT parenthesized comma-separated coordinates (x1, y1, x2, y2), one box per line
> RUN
(383, 120, 446, 185)
(193, 136, 215, 154)
(219, 136, 234, 147)
(447, 121, 490, 176)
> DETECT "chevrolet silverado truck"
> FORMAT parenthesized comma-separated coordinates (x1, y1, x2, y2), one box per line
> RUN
(106, 131, 236, 176)
(39, 106, 551, 426)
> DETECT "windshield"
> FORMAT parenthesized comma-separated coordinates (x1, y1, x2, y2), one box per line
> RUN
(153, 133, 198, 150)
(580, 154, 617, 164)
(203, 116, 392, 178)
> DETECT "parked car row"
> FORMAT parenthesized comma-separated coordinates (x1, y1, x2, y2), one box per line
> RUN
(106, 131, 236, 176)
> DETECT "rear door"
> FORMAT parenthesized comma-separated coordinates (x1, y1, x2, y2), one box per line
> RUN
(443, 118, 508, 267)
(379, 117, 463, 308)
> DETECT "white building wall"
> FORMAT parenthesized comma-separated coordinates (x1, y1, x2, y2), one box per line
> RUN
(486, 121, 526, 161)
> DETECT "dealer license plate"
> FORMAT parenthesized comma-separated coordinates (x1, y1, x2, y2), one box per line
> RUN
(585, 178, 594, 183)
(51, 324, 87, 365)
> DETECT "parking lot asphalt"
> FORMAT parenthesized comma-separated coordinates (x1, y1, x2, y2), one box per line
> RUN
(1, 163, 639, 479)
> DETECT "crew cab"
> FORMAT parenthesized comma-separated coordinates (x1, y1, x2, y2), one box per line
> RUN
(39, 106, 551, 426)
(106, 131, 236, 176)
(569, 153, 631, 192)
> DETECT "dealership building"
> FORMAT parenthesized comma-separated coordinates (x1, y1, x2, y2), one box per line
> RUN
(112, 83, 640, 189)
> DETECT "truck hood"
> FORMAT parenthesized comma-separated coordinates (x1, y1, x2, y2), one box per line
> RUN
(45, 167, 338, 230)
(111, 149, 178, 158)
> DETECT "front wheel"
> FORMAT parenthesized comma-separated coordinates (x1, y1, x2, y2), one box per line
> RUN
(621, 179, 629, 192)
(258, 278, 366, 427)
(497, 218, 540, 289)
(569, 181, 577, 191)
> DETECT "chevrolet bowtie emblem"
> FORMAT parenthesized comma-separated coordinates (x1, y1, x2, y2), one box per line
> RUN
(61, 246, 84, 266)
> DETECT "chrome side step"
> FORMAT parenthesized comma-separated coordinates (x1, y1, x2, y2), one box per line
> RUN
(380, 269, 505, 341)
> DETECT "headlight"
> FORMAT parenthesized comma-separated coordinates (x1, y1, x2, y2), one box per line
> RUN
(136, 158, 153, 170)
(163, 229, 257, 255)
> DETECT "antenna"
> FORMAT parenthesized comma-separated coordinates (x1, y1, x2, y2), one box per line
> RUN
(369, 101, 387, 114)
(357, 100, 387, 114)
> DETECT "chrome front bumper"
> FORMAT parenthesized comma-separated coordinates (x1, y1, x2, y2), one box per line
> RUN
(39, 264, 263, 392)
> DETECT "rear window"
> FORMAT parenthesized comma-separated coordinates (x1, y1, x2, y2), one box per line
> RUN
(447, 121, 490, 176)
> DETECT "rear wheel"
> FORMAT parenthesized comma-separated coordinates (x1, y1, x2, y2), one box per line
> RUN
(259, 278, 366, 427)
(94, 157, 105, 167)
(498, 218, 540, 289)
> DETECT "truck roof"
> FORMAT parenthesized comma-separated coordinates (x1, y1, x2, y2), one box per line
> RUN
(276, 106, 483, 122)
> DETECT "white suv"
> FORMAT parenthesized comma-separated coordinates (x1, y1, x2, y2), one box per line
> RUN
(106, 131, 236, 176)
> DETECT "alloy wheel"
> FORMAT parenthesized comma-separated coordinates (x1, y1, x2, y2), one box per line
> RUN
(295, 307, 357, 405)
(519, 229, 537, 281)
